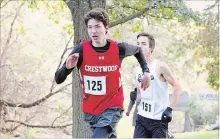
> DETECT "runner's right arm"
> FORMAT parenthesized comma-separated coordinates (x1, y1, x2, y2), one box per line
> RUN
(55, 45, 83, 84)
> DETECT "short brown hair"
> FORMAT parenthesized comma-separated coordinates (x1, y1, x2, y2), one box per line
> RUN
(137, 32, 155, 53)
(84, 8, 109, 27)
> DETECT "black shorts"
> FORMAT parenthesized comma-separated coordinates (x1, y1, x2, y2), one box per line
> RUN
(133, 114, 168, 138)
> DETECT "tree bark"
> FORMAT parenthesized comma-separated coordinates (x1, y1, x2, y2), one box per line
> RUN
(64, 0, 106, 137)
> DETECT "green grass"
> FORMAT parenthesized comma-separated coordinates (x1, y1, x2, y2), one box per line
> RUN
(175, 130, 219, 139)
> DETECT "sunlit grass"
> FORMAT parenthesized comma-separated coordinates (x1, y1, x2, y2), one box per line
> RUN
(175, 130, 219, 139)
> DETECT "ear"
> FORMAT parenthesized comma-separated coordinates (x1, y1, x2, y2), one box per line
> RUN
(105, 25, 109, 34)
(150, 46, 154, 53)
(150, 46, 152, 51)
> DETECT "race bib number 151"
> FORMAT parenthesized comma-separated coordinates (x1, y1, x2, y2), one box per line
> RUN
(138, 99, 155, 117)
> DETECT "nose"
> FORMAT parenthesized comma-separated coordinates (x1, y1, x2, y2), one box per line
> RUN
(91, 27, 97, 33)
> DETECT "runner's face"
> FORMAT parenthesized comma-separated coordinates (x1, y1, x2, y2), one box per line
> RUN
(87, 18, 108, 44)
(137, 36, 151, 56)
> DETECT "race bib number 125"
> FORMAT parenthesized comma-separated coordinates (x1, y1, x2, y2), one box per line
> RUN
(83, 75, 106, 95)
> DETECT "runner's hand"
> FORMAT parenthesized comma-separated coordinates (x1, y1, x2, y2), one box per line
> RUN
(141, 72, 150, 90)
(66, 53, 79, 69)
(161, 107, 172, 122)
(126, 111, 130, 116)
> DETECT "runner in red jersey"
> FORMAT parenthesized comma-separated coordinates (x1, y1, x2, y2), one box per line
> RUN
(55, 8, 151, 138)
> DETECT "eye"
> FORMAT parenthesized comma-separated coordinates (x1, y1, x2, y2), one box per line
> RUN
(96, 25, 101, 28)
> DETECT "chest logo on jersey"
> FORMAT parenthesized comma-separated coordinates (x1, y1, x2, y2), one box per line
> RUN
(99, 56, 104, 60)
(85, 65, 118, 72)
(137, 74, 154, 83)
(137, 74, 142, 83)
(150, 75, 154, 80)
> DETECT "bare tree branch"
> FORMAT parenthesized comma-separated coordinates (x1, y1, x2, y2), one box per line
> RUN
(5, 120, 73, 128)
(49, 34, 74, 93)
(1, 14, 12, 22)
(1, 2, 24, 60)
(9, 115, 35, 132)
(110, 7, 151, 28)
(67, 47, 74, 50)
(109, 2, 176, 28)
(118, 3, 141, 11)
(0, 64, 10, 68)
(52, 105, 72, 126)
(121, 3, 176, 12)
(147, 13, 172, 20)
(204, 0, 219, 11)
(106, 5, 113, 10)
(0, 83, 72, 108)
(55, 35, 74, 72)
(9, 30, 19, 46)
(5, 2, 23, 48)
(87, 0, 93, 9)
(0, 0, 11, 9)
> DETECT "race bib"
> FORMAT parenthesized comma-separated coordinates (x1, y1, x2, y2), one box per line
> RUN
(84, 75, 106, 95)
(138, 99, 155, 117)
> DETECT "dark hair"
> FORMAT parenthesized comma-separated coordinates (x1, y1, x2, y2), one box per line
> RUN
(137, 32, 155, 53)
(84, 8, 109, 27)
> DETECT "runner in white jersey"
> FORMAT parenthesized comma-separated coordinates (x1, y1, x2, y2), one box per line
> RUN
(133, 33, 181, 138)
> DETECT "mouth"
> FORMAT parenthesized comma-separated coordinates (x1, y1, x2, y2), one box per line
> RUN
(92, 35, 98, 40)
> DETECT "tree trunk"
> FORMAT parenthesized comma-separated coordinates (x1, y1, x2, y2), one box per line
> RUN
(64, 0, 106, 137)
(184, 112, 194, 132)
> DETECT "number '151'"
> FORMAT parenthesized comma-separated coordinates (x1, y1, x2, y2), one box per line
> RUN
(142, 102, 151, 112)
